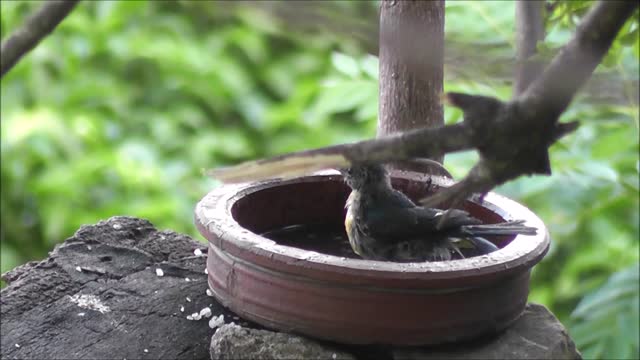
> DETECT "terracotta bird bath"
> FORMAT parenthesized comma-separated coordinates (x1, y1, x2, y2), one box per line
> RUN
(194, 170, 549, 345)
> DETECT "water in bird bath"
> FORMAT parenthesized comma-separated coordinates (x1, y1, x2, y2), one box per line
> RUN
(260, 222, 501, 261)
(261, 223, 360, 259)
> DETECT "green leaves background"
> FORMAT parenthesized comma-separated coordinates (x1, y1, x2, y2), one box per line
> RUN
(1, 1, 637, 358)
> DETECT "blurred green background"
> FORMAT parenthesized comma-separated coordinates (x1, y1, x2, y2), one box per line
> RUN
(1, 1, 638, 358)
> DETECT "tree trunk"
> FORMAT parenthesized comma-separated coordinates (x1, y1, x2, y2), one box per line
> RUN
(378, 0, 444, 167)
(514, 0, 546, 96)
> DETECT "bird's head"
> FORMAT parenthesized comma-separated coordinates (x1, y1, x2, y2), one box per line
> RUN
(340, 163, 390, 191)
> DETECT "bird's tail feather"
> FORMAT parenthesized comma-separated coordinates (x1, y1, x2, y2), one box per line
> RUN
(461, 220, 537, 236)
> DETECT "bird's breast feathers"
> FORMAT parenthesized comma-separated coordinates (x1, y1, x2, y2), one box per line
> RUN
(344, 208, 362, 256)
(344, 191, 363, 256)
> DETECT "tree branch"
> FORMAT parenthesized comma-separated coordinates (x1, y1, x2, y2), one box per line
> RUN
(207, 0, 637, 209)
(1, 0, 80, 78)
(206, 123, 471, 183)
(424, 0, 638, 207)
(520, 0, 638, 118)
(514, 0, 546, 96)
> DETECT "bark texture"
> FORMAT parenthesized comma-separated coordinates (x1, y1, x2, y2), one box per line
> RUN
(0, 217, 220, 360)
(514, 0, 546, 95)
(378, 0, 444, 138)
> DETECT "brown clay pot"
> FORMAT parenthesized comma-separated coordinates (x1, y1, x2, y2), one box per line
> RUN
(194, 170, 549, 345)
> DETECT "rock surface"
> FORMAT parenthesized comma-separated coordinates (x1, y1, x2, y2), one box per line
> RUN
(393, 303, 581, 360)
(1, 216, 222, 360)
(1, 216, 581, 360)
(210, 323, 356, 360)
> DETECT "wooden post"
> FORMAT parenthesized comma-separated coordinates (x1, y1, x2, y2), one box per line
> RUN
(378, 0, 445, 167)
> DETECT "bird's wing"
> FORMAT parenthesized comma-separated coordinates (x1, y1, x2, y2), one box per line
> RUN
(363, 206, 481, 240)
(412, 206, 482, 231)
(357, 186, 481, 241)
(361, 206, 422, 240)
(383, 189, 418, 208)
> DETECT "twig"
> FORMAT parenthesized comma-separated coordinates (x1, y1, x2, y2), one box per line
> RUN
(1, 0, 80, 78)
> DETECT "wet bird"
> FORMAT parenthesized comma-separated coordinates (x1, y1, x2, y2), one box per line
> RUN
(341, 164, 537, 262)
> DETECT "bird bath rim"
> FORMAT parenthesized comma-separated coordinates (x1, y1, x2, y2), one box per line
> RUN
(194, 171, 549, 285)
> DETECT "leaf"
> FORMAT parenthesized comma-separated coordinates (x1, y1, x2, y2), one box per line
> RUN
(305, 79, 377, 125)
(579, 161, 619, 184)
(331, 52, 360, 78)
(572, 264, 639, 316)
(360, 54, 379, 79)
(570, 263, 640, 360)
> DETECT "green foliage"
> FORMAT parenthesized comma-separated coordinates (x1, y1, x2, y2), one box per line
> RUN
(569, 264, 639, 359)
(1, 1, 638, 358)
(544, 0, 640, 69)
(0, 1, 374, 272)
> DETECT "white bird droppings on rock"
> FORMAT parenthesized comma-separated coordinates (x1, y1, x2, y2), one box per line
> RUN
(187, 312, 201, 321)
(78, 312, 85, 317)
(186, 297, 191, 302)
(204, 268, 208, 274)
(112, 223, 122, 230)
(15, 344, 20, 348)
(87, 245, 92, 250)
(208, 314, 225, 329)
(68, 294, 110, 314)
(75, 266, 82, 272)
(185, 277, 190, 282)
(206, 289, 214, 297)
(199, 307, 212, 318)
(144, 349, 148, 353)
(155, 268, 164, 277)
(194, 248, 203, 256)
(180, 306, 184, 312)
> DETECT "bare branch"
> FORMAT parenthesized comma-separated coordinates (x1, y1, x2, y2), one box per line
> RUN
(207, 123, 471, 183)
(208, 0, 637, 209)
(514, 0, 546, 96)
(1, 0, 80, 78)
(421, 1, 636, 207)
(520, 0, 638, 119)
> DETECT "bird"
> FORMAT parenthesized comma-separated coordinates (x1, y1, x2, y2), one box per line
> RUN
(341, 163, 537, 262)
